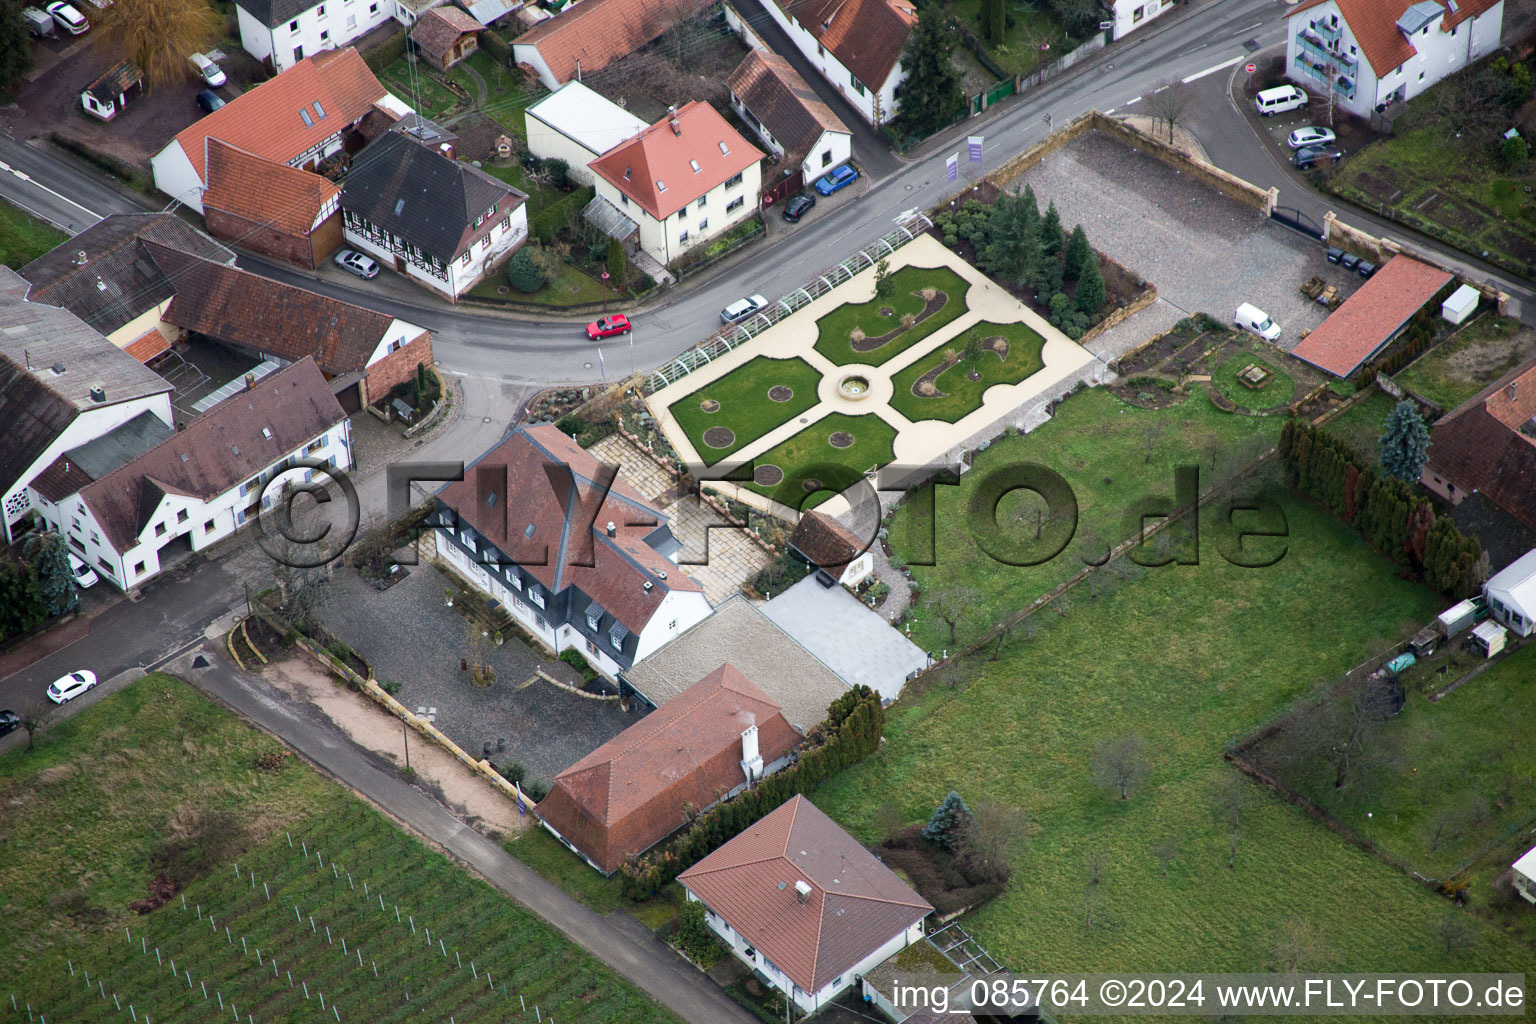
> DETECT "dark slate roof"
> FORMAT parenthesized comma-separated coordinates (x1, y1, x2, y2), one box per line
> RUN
(86, 61, 141, 103)
(56, 410, 174, 482)
(0, 354, 79, 500)
(726, 49, 849, 160)
(20, 214, 235, 336)
(235, 0, 321, 31)
(340, 130, 522, 265)
(51, 358, 345, 551)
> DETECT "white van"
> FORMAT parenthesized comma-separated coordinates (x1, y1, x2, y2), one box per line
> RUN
(1254, 85, 1307, 117)
(189, 53, 226, 87)
(1235, 303, 1282, 341)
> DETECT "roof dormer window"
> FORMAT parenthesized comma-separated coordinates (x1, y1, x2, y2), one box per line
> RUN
(718, 141, 730, 155)
(623, 167, 632, 181)
(689, 159, 701, 172)
(657, 180, 667, 192)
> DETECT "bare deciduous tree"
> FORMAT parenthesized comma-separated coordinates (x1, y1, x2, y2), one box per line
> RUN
(1211, 773, 1254, 831)
(958, 801, 1033, 884)
(1093, 733, 1151, 800)
(19, 700, 49, 750)
(97, 0, 220, 90)
(1434, 914, 1475, 959)
(927, 585, 981, 647)
(1270, 917, 1327, 972)
(1146, 80, 1197, 145)
(1151, 837, 1180, 877)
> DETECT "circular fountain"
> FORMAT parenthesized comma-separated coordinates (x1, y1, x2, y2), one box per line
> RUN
(838, 374, 872, 401)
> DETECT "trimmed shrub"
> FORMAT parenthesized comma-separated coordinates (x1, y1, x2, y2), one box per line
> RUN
(506, 248, 545, 293)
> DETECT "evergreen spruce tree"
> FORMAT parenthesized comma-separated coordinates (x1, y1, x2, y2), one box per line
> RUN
(1378, 400, 1431, 482)
(1062, 224, 1091, 283)
(1074, 254, 1106, 314)
(0, 0, 32, 88)
(1039, 200, 1063, 257)
(923, 791, 975, 849)
(899, 2, 964, 136)
(22, 532, 76, 618)
(0, 559, 44, 641)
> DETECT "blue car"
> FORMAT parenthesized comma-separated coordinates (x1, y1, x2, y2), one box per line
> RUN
(814, 164, 858, 196)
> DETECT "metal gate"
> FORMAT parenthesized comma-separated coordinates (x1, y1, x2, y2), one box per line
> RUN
(1270, 205, 1325, 241)
(761, 169, 804, 208)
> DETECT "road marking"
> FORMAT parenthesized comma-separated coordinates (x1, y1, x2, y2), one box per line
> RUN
(1104, 107, 1116, 114)
(1182, 55, 1244, 83)
(1124, 96, 1141, 106)
(0, 161, 100, 226)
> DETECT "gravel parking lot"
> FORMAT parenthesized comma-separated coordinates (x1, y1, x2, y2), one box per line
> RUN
(1018, 131, 1365, 353)
(319, 563, 643, 786)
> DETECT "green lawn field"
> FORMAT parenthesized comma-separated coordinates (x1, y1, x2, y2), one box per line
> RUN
(889, 319, 1046, 423)
(813, 265, 974, 366)
(1321, 390, 1399, 466)
(746, 411, 899, 508)
(0, 676, 680, 1024)
(667, 355, 825, 465)
(0, 200, 65, 268)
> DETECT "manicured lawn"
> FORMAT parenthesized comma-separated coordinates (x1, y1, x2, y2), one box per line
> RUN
(1211, 352, 1295, 408)
(472, 260, 612, 307)
(891, 386, 1280, 652)
(449, 50, 534, 137)
(746, 411, 899, 508)
(889, 319, 1045, 423)
(811, 496, 1536, 982)
(1247, 643, 1536, 879)
(668, 356, 824, 465)
(1, 676, 680, 1024)
(813, 265, 973, 366)
(0, 199, 65, 268)
(378, 58, 464, 120)
(1321, 388, 1399, 465)
(1393, 315, 1534, 411)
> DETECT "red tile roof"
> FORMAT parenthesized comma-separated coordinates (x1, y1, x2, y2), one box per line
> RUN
(789, 510, 866, 578)
(41, 358, 345, 551)
(782, 0, 915, 92)
(679, 795, 931, 993)
(438, 424, 703, 634)
(1288, 0, 1500, 77)
(727, 50, 850, 161)
(1291, 255, 1453, 377)
(413, 6, 483, 64)
(589, 101, 763, 221)
(203, 139, 340, 238)
(147, 243, 406, 376)
(167, 48, 386, 182)
(513, 0, 710, 85)
(123, 328, 171, 363)
(535, 664, 801, 874)
(1426, 355, 1536, 534)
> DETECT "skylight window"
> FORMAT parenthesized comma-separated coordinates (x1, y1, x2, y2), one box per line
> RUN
(313, 100, 327, 119)
(394, 198, 406, 215)
(689, 159, 701, 172)
(262, 427, 272, 438)
(300, 108, 314, 128)
(486, 492, 498, 507)
(718, 141, 730, 155)
(657, 180, 667, 192)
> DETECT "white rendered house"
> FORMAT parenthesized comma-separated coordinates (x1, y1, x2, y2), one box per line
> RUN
(235, 0, 394, 71)
(727, 49, 853, 182)
(1483, 549, 1536, 639)
(524, 82, 649, 188)
(1106, 0, 1175, 39)
(1285, 0, 1504, 119)
(758, 0, 914, 125)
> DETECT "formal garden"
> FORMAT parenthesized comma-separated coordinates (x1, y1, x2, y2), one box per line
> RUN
(889, 319, 1046, 422)
(743, 412, 901, 508)
(667, 355, 825, 465)
(812, 265, 974, 366)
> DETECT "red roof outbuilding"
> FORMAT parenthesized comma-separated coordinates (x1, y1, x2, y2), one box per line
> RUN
(1291, 255, 1452, 377)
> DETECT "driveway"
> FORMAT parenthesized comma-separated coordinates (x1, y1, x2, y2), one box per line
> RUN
(317, 562, 643, 785)
(1015, 130, 1361, 351)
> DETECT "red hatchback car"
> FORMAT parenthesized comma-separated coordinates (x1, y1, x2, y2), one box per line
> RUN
(586, 314, 631, 339)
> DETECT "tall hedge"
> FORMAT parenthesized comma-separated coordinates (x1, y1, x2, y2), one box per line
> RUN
(618, 686, 885, 899)
(1279, 418, 1482, 597)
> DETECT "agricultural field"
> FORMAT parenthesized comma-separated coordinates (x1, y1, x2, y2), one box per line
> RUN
(813, 265, 974, 366)
(813, 490, 1536, 983)
(667, 356, 825, 465)
(891, 386, 1281, 652)
(889, 320, 1046, 423)
(1393, 315, 1536, 412)
(0, 676, 679, 1024)
(746, 411, 899, 508)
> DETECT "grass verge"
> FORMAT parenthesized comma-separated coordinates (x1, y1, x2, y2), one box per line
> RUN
(0, 199, 66, 267)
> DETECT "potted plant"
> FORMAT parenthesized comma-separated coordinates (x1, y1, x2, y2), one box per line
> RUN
(495, 630, 504, 647)
(444, 588, 454, 607)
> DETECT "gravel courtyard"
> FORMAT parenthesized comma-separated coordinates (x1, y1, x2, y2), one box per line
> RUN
(319, 563, 644, 787)
(1016, 130, 1363, 354)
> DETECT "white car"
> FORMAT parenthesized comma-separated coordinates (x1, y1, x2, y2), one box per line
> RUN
(47, 670, 97, 704)
(720, 294, 768, 324)
(334, 249, 380, 280)
(45, 1, 88, 34)
(189, 53, 226, 88)
(1286, 126, 1337, 150)
(67, 553, 99, 589)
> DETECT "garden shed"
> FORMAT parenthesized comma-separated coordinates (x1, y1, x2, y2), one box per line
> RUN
(1441, 284, 1479, 325)
(1483, 547, 1536, 638)
(1513, 845, 1536, 904)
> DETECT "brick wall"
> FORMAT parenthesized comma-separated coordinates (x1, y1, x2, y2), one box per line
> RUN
(205, 209, 343, 270)
(362, 330, 434, 407)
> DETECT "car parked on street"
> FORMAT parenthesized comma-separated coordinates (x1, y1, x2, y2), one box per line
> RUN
(189, 53, 226, 88)
(67, 553, 99, 589)
(720, 294, 768, 324)
(0, 709, 19, 737)
(586, 314, 631, 339)
(1293, 145, 1344, 170)
(47, 670, 97, 704)
(333, 249, 379, 279)
(782, 193, 815, 222)
(1286, 126, 1336, 150)
(814, 164, 858, 196)
(45, 1, 88, 34)
(196, 89, 226, 113)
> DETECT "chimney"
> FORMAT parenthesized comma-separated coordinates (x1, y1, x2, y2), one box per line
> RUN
(668, 104, 680, 135)
(606, 521, 616, 537)
(73, 250, 87, 266)
(245, 373, 256, 391)
(794, 881, 812, 904)
(438, 141, 456, 160)
(89, 385, 106, 403)
(643, 580, 653, 591)
(741, 723, 763, 780)
(64, 460, 70, 473)
(1509, 381, 1519, 401)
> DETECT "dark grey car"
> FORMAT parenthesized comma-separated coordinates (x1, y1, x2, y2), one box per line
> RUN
(1293, 145, 1343, 170)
